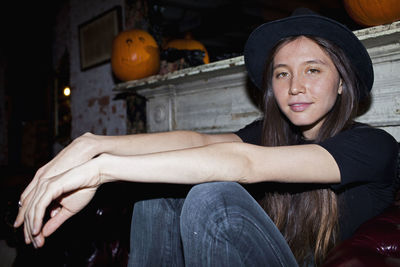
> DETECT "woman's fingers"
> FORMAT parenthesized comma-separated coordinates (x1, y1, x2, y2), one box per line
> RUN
(20, 178, 58, 246)
(20, 168, 43, 200)
(42, 208, 73, 237)
(14, 205, 25, 228)
(18, 155, 100, 248)
(23, 222, 31, 244)
(14, 172, 42, 228)
(20, 180, 36, 203)
(15, 167, 50, 228)
(16, 162, 68, 228)
(14, 190, 35, 228)
(31, 180, 61, 237)
(50, 206, 61, 218)
(16, 135, 98, 231)
(34, 234, 45, 248)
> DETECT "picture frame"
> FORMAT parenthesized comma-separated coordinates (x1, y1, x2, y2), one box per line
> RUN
(78, 6, 122, 70)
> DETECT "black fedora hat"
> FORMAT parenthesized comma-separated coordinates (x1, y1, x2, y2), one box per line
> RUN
(244, 9, 373, 99)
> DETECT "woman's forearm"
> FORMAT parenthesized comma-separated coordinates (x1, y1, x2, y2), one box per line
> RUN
(95, 142, 341, 185)
(94, 131, 240, 156)
(97, 142, 250, 185)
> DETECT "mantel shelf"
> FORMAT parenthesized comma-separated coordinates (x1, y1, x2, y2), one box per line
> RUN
(113, 56, 245, 93)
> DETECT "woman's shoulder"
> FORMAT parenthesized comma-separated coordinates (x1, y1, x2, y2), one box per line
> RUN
(323, 122, 398, 187)
(344, 122, 398, 151)
(320, 121, 398, 173)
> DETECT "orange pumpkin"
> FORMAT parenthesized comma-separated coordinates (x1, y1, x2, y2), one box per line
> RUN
(343, 0, 400, 26)
(164, 33, 210, 64)
(111, 29, 160, 81)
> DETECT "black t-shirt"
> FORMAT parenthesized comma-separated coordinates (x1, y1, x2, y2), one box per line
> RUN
(235, 120, 399, 240)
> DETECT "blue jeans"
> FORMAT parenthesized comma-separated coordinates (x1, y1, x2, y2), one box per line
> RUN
(129, 182, 299, 267)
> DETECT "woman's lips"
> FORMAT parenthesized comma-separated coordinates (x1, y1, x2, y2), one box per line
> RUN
(289, 103, 312, 112)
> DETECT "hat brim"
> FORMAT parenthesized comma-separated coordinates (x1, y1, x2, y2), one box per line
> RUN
(244, 14, 373, 98)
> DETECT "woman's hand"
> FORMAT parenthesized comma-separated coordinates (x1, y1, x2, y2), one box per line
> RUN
(18, 157, 102, 248)
(14, 133, 100, 229)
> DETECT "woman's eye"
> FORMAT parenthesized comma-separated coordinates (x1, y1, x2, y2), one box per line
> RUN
(275, 72, 289, 78)
(307, 68, 320, 74)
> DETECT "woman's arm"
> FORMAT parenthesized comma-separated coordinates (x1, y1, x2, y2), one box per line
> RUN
(17, 140, 340, 248)
(39, 131, 240, 179)
(14, 131, 240, 237)
(99, 142, 341, 185)
(17, 131, 239, 212)
(31, 131, 239, 183)
(98, 131, 242, 156)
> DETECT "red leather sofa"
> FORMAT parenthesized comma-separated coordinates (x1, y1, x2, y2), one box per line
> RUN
(322, 203, 400, 266)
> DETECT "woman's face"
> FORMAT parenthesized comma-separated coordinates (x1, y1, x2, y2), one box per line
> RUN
(272, 36, 342, 139)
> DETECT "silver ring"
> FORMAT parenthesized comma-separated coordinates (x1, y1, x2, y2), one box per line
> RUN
(18, 201, 22, 208)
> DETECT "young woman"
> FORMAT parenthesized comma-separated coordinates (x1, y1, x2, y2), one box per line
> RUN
(14, 9, 398, 266)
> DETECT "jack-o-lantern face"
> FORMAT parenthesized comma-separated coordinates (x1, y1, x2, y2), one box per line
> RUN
(111, 29, 160, 81)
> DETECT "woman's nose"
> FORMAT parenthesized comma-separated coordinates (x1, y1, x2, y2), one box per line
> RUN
(289, 76, 306, 95)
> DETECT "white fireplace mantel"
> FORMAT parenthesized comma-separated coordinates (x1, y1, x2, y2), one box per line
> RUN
(114, 21, 400, 141)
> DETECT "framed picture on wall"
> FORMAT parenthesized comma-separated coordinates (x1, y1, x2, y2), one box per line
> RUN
(78, 6, 122, 70)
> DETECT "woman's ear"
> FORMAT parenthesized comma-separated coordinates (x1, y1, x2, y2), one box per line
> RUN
(338, 79, 343, 95)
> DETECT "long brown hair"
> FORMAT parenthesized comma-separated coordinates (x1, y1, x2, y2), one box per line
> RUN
(258, 36, 361, 265)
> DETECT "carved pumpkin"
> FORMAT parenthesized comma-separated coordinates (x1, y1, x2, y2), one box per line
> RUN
(164, 33, 210, 64)
(111, 29, 160, 81)
(343, 0, 400, 26)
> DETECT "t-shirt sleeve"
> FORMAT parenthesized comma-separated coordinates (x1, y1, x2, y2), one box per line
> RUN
(234, 119, 263, 145)
(319, 125, 398, 190)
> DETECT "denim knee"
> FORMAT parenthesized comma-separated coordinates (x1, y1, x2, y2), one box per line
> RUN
(182, 182, 242, 213)
(180, 182, 245, 231)
(179, 182, 299, 267)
